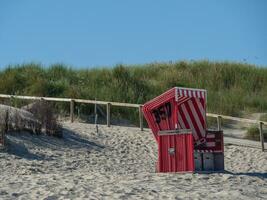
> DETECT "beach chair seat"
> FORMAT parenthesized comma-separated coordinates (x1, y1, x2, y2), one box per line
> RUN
(194, 130, 224, 153)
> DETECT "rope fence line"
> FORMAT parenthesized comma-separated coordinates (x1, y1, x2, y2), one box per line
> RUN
(0, 94, 266, 151)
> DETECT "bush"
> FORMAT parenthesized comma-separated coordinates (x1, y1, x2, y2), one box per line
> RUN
(26, 101, 63, 137)
(245, 125, 267, 141)
(260, 114, 267, 122)
(245, 126, 260, 141)
(207, 117, 218, 128)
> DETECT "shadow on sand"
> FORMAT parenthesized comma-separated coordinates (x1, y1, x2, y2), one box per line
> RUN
(196, 170, 267, 179)
(4, 128, 104, 160)
(225, 170, 267, 179)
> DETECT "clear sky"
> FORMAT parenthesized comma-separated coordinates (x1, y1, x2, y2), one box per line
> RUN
(0, 0, 266, 68)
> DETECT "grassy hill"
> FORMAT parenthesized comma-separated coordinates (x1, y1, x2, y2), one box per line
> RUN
(0, 61, 267, 123)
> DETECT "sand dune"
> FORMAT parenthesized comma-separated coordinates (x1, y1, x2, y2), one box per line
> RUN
(0, 104, 37, 123)
(0, 122, 266, 199)
(0, 104, 41, 134)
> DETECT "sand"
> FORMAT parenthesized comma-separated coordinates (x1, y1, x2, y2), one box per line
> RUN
(0, 121, 266, 200)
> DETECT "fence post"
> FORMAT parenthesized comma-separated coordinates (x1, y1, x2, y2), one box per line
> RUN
(107, 103, 111, 127)
(217, 116, 222, 131)
(0, 126, 4, 148)
(94, 99, 97, 116)
(259, 122, 264, 152)
(2, 128, 4, 147)
(4, 110, 9, 133)
(70, 99, 74, 123)
(139, 105, 144, 131)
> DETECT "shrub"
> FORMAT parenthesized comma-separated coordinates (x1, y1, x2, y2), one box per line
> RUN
(26, 101, 63, 137)
(245, 125, 260, 141)
(245, 125, 267, 141)
(207, 117, 218, 128)
(260, 114, 267, 122)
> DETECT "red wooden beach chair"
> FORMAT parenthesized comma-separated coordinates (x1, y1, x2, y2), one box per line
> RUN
(143, 87, 224, 172)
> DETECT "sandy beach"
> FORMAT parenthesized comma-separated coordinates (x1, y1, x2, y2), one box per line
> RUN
(0, 121, 266, 200)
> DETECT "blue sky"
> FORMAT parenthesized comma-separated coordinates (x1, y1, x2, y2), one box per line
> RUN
(0, 0, 266, 68)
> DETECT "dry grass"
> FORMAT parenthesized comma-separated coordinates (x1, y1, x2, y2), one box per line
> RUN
(25, 100, 62, 137)
(245, 125, 267, 141)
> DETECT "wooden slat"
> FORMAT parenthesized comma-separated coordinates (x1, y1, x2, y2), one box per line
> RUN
(158, 129, 192, 135)
(110, 102, 140, 108)
(207, 113, 267, 125)
(74, 99, 107, 105)
(0, 94, 71, 102)
(0, 94, 140, 108)
(75, 99, 140, 107)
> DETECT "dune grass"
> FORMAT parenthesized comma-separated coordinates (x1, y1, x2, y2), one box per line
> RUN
(245, 125, 267, 141)
(0, 61, 267, 124)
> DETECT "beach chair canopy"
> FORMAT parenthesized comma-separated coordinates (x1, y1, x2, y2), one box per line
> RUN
(143, 87, 207, 146)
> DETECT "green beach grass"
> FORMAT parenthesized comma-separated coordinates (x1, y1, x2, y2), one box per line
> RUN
(0, 61, 267, 124)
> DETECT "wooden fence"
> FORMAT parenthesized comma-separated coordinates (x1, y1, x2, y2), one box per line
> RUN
(0, 94, 143, 130)
(0, 94, 266, 151)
